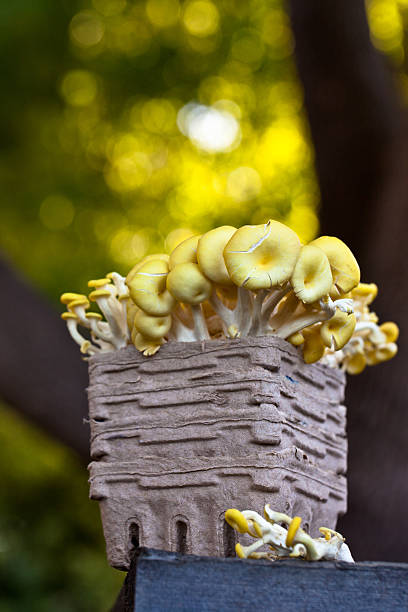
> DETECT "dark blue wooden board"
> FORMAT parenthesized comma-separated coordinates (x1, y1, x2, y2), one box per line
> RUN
(112, 548, 408, 612)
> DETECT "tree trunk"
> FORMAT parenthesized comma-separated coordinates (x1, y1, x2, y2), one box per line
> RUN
(289, 0, 408, 560)
(0, 255, 89, 461)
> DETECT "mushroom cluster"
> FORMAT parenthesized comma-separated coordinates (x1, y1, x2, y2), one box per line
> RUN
(224, 505, 354, 562)
(60, 219, 398, 372)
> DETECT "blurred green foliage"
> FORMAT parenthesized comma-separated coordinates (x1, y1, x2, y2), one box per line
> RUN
(0, 403, 123, 611)
(1, 0, 406, 609)
(1, 0, 320, 306)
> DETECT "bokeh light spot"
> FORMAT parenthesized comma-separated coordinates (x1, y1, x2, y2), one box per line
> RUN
(231, 29, 264, 66)
(92, 0, 127, 17)
(177, 102, 240, 152)
(110, 229, 149, 265)
(183, 0, 220, 37)
(146, 0, 180, 28)
(60, 70, 98, 107)
(70, 11, 105, 48)
(227, 167, 262, 202)
(39, 195, 75, 230)
(142, 98, 177, 133)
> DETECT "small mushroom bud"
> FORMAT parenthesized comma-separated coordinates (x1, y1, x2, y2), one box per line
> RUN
(302, 326, 326, 364)
(351, 282, 378, 305)
(309, 236, 360, 294)
(345, 352, 366, 375)
(320, 310, 356, 350)
(166, 263, 212, 305)
(133, 331, 163, 356)
(169, 235, 201, 270)
(291, 245, 333, 304)
(134, 310, 172, 340)
(197, 225, 237, 285)
(287, 331, 304, 346)
(379, 322, 399, 343)
(126, 259, 176, 316)
(223, 220, 301, 290)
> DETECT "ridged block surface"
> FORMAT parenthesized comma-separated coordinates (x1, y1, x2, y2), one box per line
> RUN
(87, 337, 347, 569)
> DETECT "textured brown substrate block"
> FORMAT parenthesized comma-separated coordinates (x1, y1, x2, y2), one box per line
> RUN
(88, 337, 347, 570)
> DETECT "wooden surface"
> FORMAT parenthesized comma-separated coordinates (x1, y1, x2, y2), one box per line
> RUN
(112, 548, 408, 611)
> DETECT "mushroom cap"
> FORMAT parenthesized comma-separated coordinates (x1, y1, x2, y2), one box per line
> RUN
(68, 298, 90, 309)
(60, 292, 86, 304)
(197, 226, 237, 286)
(374, 342, 398, 363)
(165, 228, 196, 253)
(133, 331, 163, 356)
(379, 321, 399, 343)
(166, 262, 212, 305)
(320, 310, 356, 350)
(134, 310, 172, 340)
(290, 245, 333, 304)
(223, 220, 301, 290)
(88, 278, 111, 288)
(126, 259, 176, 316)
(169, 235, 201, 270)
(126, 301, 139, 329)
(302, 326, 326, 364)
(61, 312, 78, 320)
(351, 282, 378, 305)
(309, 236, 360, 294)
(86, 312, 103, 320)
(126, 254, 169, 285)
(345, 352, 366, 375)
(89, 289, 112, 302)
(287, 331, 304, 346)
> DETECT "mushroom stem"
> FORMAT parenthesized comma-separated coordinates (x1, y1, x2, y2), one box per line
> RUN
(88, 318, 115, 345)
(274, 297, 336, 339)
(261, 283, 290, 320)
(236, 287, 253, 336)
(247, 289, 268, 336)
(65, 318, 98, 354)
(95, 297, 127, 349)
(209, 290, 235, 330)
(191, 304, 210, 340)
(355, 321, 386, 344)
(168, 313, 197, 342)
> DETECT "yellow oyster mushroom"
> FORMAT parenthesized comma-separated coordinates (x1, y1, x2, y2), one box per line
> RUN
(320, 310, 356, 350)
(126, 254, 169, 285)
(134, 310, 172, 340)
(126, 259, 176, 316)
(133, 331, 163, 356)
(88, 278, 111, 288)
(89, 288, 111, 302)
(86, 312, 103, 320)
(225, 509, 249, 534)
(310, 236, 360, 294)
(291, 245, 333, 304)
(223, 220, 301, 290)
(373, 342, 398, 363)
(345, 352, 366, 375)
(60, 292, 87, 304)
(166, 263, 212, 305)
(302, 326, 326, 364)
(286, 516, 302, 547)
(169, 235, 201, 270)
(126, 301, 139, 330)
(287, 331, 304, 346)
(197, 226, 237, 286)
(68, 297, 90, 309)
(351, 282, 378, 305)
(379, 322, 399, 343)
